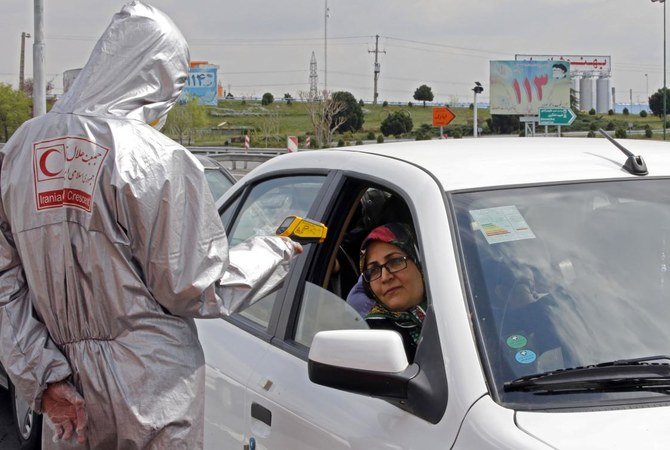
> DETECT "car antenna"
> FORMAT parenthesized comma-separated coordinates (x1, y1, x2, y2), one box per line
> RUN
(598, 129, 648, 176)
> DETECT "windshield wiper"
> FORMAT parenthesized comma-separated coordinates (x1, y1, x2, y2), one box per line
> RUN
(504, 355, 670, 394)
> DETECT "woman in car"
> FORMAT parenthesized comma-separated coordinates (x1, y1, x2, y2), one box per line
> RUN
(359, 223, 426, 362)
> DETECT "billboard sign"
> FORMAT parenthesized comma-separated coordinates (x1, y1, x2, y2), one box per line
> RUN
(516, 54, 611, 77)
(183, 66, 218, 106)
(490, 60, 571, 115)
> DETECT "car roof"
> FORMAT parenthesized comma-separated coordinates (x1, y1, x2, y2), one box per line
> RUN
(254, 138, 670, 191)
(194, 153, 222, 170)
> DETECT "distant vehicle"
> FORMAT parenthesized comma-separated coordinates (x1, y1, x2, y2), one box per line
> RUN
(194, 154, 237, 201)
(199, 137, 670, 449)
(0, 367, 41, 449)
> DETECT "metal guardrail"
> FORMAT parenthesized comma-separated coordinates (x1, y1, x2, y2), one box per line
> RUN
(209, 153, 276, 172)
(188, 147, 285, 176)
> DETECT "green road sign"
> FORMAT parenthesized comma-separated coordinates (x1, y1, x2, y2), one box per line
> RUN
(538, 107, 576, 126)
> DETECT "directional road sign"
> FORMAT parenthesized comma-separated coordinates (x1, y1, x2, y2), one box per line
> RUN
(538, 107, 576, 126)
(433, 106, 456, 127)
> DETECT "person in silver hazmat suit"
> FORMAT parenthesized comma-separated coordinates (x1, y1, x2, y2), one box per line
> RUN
(0, 2, 302, 448)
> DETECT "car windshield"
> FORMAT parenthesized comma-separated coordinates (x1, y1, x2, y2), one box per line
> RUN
(453, 179, 670, 409)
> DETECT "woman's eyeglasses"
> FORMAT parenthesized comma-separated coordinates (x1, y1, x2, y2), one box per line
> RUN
(362, 256, 408, 282)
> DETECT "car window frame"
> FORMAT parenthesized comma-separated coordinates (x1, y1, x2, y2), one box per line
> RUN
(272, 171, 431, 359)
(216, 169, 337, 341)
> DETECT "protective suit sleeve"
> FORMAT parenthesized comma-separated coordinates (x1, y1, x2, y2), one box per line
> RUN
(117, 144, 296, 318)
(211, 235, 296, 316)
(0, 142, 72, 412)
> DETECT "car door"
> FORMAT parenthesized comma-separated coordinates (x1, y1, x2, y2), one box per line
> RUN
(200, 173, 330, 449)
(242, 173, 449, 449)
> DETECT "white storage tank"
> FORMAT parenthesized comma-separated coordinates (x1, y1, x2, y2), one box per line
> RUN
(596, 77, 610, 113)
(579, 77, 594, 111)
(572, 77, 580, 105)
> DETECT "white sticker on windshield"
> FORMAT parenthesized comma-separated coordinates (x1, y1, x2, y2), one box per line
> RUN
(469, 206, 535, 244)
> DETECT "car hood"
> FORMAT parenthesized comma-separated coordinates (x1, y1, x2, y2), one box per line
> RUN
(516, 404, 670, 448)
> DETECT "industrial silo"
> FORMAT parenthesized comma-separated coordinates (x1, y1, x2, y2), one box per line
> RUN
(572, 76, 580, 106)
(596, 77, 610, 113)
(579, 77, 594, 111)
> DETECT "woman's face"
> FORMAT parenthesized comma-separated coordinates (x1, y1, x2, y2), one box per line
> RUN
(365, 241, 425, 312)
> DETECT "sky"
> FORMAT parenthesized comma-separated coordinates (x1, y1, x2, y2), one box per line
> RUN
(0, 0, 666, 105)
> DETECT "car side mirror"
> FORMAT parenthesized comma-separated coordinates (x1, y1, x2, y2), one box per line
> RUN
(308, 329, 419, 399)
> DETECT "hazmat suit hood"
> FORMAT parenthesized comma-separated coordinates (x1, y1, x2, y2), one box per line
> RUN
(52, 0, 189, 125)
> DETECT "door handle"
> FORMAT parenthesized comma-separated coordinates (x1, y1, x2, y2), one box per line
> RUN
(251, 402, 272, 427)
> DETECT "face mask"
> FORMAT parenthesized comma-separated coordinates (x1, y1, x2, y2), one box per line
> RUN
(149, 114, 167, 131)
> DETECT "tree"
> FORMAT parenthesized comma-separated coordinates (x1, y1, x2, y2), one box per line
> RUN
(261, 92, 274, 106)
(380, 111, 413, 137)
(256, 107, 280, 148)
(283, 93, 293, 105)
(649, 88, 669, 118)
(331, 91, 364, 133)
(22, 78, 55, 97)
(164, 95, 207, 145)
(0, 83, 31, 142)
(413, 84, 434, 107)
(299, 90, 347, 148)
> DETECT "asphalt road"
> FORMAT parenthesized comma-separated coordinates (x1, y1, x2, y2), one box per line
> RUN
(0, 389, 20, 450)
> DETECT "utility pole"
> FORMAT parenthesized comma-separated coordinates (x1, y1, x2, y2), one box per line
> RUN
(368, 35, 386, 105)
(19, 32, 31, 92)
(33, 0, 46, 116)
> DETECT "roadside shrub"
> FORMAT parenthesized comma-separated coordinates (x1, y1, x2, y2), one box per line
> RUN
(261, 92, 274, 105)
(587, 130, 596, 138)
(608, 109, 614, 116)
(366, 131, 376, 140)
(408, 102, 413, 107)
(380, 111, 413, 137)
(451, 128, 463, 139)
(355, 139, 363, 145)
(589, 123, 597, 131)
(606, 121, 615, 131)
(640, 110, 648, 118)
(646, 128, 653, 138)
(623, 108, 630, 116)
(589, 108, 596, 115)
(376, 135, 384, 143)
(614, 128, 627, 139)
(337, 139, 345, 147)
(358, 99, 365, 107)
(382, 101, 388, 107)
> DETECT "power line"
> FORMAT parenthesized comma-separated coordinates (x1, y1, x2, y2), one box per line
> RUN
(384, 36, 509, 57)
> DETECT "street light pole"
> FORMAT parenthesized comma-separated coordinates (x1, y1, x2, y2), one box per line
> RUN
(654, 0, 667, 140)
(324, 0, 328, 94)
(19, 32, 31, 92)
(645, 73, 649, 99)
(472, 82, 484, 138)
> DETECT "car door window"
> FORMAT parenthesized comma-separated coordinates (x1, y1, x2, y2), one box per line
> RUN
(293, 183, 415, 348)
(294, 281, 368, 346)
(226, 175, 326, 328)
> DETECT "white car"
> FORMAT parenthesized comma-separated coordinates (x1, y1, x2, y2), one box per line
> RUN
(200, 137, 670, 449)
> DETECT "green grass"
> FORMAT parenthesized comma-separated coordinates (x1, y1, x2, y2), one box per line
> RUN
(169, 99, 667, 147)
